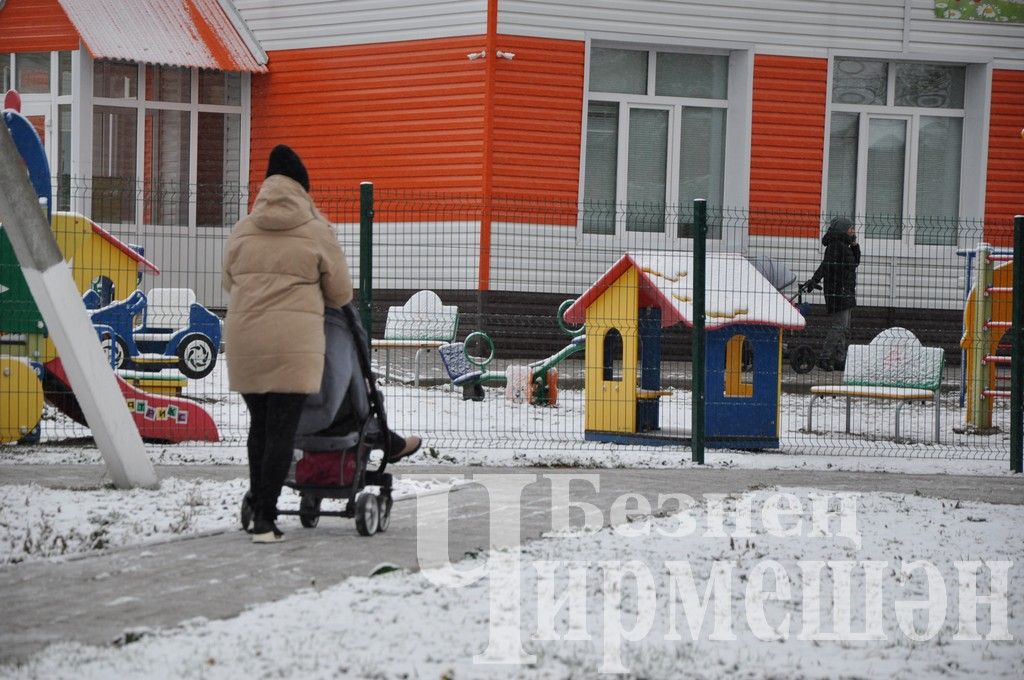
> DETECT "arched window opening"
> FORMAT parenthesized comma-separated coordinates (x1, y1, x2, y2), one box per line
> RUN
(725, 334, 753, 397)
(603, 328, 623, 382)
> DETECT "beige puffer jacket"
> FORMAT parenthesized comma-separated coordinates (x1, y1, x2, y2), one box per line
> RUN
(222, 175, 353, 394)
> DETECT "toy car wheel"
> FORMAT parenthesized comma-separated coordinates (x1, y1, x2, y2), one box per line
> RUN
(790, 345, 817, 374)
(177, 334, 216, 379)
(100, 335, 128, 369)
(299, 494, 321, 528)
(377, 494, 393, 533)
(240, 491, 254, 532)
(355, 492, 379, 536)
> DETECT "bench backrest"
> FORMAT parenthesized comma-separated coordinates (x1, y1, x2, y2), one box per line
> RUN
(383, 290, 459, 341)
(146, 287, 196, 330)
(843, 327, 944, 391)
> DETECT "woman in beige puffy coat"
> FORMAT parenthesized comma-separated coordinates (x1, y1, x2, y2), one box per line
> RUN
(223, 144, 352, 543)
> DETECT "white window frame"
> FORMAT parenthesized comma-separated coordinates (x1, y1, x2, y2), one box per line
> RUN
(822, 56, 977, 254)
(87, 58, 250, 236)
(2, 51, 76, 213)
(578, 41, 749, 251)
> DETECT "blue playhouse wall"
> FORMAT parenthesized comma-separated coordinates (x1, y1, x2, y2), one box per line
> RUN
(705, 324, 781, 449)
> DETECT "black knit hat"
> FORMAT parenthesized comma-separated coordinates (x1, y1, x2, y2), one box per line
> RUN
(827, 216, 854, 235)
(265, 144, 310, 192)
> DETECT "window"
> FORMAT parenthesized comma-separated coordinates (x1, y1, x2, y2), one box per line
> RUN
(583, 47, 730, 240)
(57, 104, 71, 211)
(94, 60, 138, 99)
(197, 111, 241, 229)
(91, 60, 246, 230)
(603, 328, 624, 381)
(1, 54, 10, 92)
(92, 105, 138, 223)
(58, 52, 72, 96)
(724, 335, 753, 398)
(144, 108, 190, 226)
(825, 59, 966, 246)
(15, 52, 50, 94)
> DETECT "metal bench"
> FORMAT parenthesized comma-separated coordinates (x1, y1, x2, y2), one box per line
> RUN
(807, 327, 945, 442)
(371, 290, 458, 387)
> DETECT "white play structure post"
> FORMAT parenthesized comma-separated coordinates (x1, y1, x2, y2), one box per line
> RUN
(0, 124, 157, 488)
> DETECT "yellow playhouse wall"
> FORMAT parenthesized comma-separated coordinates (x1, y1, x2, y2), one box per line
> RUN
(584, 267, 639, 433)
(51, 212, 141, 300)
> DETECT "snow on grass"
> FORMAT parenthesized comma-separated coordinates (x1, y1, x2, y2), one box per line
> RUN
(0, 476, 462, 565)
(3, 488, 1021, 678)
(7, 353, 1012, 464)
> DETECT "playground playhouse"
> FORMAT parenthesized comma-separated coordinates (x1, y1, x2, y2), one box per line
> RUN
(563, 251, 805, 449)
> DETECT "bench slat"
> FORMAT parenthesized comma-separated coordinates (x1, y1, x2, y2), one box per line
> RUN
(810, 385, 935, 399)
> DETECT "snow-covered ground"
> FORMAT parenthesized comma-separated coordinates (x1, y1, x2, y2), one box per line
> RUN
(2, 360, 1012, 475)
(0, 475, 466, 565)
(4, 488, 1021, 679)
(2, 357, 1018, 677)
(10, 357, 1011, 466)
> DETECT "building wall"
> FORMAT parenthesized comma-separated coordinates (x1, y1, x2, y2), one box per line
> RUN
(984, 69, 1024, 246)
(496, 0, 1024, 68)
(491, 35, 584, 208)
(748, 55, 827, 239)
(232, 0, 1024, 68)
(249, 35, 488, 207)
(81, 1, 1024, 311)
(231, 0, 487, 51)
(0, 0, 78, 53)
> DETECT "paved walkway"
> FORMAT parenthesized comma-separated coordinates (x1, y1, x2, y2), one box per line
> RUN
(1, 463, 1021, 665)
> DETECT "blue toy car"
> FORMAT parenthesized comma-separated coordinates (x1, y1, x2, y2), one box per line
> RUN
(86, 287, 222, 379)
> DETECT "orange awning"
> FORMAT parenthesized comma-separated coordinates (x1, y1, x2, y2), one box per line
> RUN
(57, 0, 266, 73)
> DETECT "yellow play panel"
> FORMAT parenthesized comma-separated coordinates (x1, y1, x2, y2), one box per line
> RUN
(0, 358, 44, 444)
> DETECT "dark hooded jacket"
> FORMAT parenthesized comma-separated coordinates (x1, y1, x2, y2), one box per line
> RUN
(808, 217, 860, 314)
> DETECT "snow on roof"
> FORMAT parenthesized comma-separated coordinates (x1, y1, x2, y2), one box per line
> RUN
(57, 0, 267, 73)
(564, 251, 806, 331)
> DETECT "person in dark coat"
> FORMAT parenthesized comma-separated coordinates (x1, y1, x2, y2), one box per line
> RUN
(804, 216, 861, 371)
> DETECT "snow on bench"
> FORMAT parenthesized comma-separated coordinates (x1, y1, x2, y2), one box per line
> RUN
(134, 288, 196, 342)
(371, 290, 459, 386)
(806, 327, 945, 442)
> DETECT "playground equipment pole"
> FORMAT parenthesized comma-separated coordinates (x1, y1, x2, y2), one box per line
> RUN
(1011, 215, 1023, 473)
(969, 242, 994, 429)
(359, 182, 374, 340)
(0, 121, 156, 488)
(691, 199, 706, 465)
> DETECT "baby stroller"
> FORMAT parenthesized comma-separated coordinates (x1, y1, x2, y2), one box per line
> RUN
(748, 255, 818, 374)
(239, 304, 395, 537)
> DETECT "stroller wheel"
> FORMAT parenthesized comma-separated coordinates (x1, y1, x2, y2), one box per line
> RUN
(240, 491, 254, 532)
(377, 494, 393, 533)
(355, 492, 379, 536)
(299, 494, 321, 529)
(790, 345, 817, 374)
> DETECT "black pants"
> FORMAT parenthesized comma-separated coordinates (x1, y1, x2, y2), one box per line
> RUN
(242, 393, 307, 521)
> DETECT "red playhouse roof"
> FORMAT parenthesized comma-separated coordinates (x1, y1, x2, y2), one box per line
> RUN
(564, 251, 806, 331)
(83, 215, 161, 275)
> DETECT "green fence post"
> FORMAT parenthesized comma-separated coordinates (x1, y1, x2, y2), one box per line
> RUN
(691, 199, 706, 465)
(359, 181, 374, 339)
(1011, 214, 1023, 473)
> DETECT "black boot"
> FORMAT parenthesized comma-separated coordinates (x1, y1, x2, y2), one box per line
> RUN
(251, 512, 284, 543)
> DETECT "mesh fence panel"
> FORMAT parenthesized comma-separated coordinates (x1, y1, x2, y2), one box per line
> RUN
(0, 181, 1013, 461)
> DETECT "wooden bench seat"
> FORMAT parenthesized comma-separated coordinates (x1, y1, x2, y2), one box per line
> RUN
(807, 328, 945, 442)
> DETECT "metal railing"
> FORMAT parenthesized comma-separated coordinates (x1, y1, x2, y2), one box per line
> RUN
(0, 180, 1017, 463)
